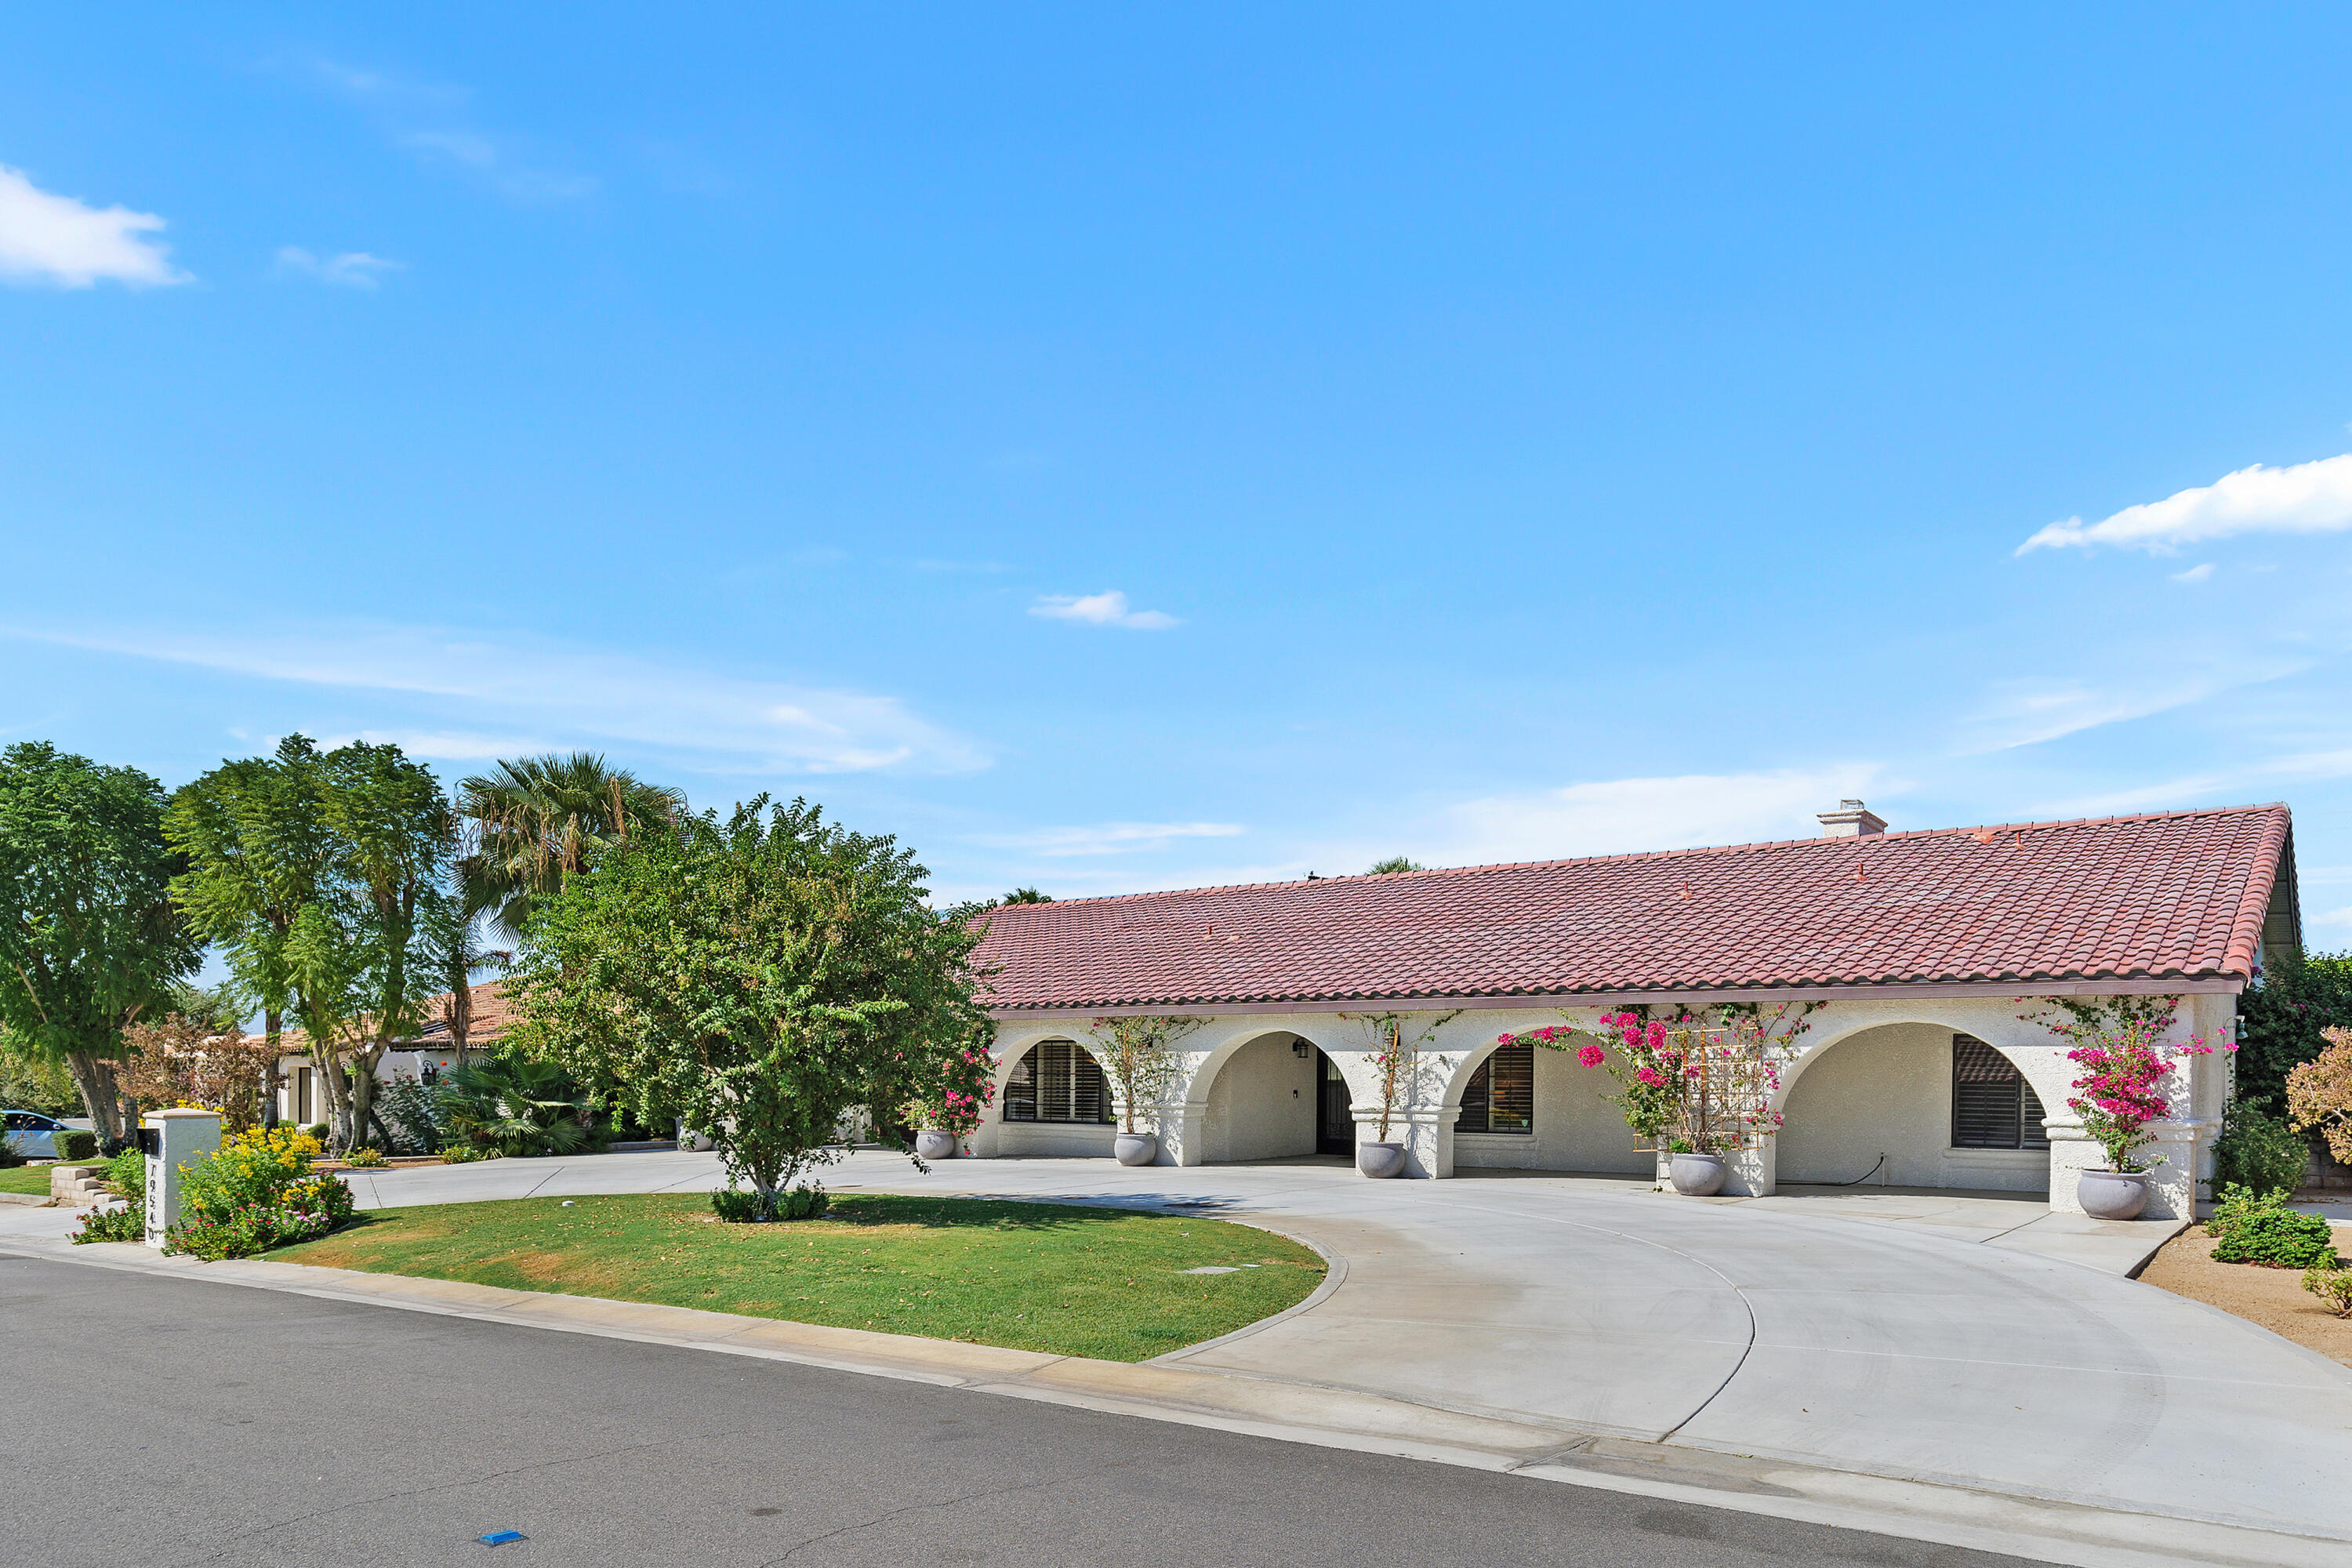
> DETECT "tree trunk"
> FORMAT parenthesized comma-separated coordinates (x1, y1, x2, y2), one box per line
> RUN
(347, 1050, 382, 1152)
(263, 1009, 281, 1128)
(60, 1049, 125, 1147)
(314, 1046, 355, 1153)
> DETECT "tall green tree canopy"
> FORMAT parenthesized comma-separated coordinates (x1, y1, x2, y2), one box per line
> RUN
(510, 797, 992, 1218)
(0, 742, 198, 1142)
(169, 735, 458, 1151)
(2236, 949, 2352, 1114)
(457, 752, 684, 938)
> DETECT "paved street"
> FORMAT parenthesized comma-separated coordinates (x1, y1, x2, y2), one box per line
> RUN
(13, 1147, 2352, 1557)
(1, 1251, 2027, 1568)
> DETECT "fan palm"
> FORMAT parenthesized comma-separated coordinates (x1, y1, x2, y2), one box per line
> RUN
(435, 1053, 594, 1158)
(457, 753, 684, 937)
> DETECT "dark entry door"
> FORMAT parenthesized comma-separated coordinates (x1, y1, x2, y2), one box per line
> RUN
(1315, 1051, 1354, 1156)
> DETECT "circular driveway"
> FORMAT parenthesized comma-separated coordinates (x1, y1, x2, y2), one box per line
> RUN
(307, 1149, 2352, 1540)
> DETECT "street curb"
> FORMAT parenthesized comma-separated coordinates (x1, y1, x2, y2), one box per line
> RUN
(6, 1232, 2346, 1568)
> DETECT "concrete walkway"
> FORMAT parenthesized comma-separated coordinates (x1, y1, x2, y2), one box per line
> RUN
(13, 1150, 2352, 1564)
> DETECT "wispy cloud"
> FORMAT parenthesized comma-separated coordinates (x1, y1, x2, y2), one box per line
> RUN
(2018, 454, 2352, 554)
(1957, 658, 2308, 753)
(972, 822, 1244, 857)
(1434, 766, 1886, 866)
(4, 622, 986, 776)
(2171, 562, 2216, 584)
(274, 246, 405, 288)
(1029, 590, 1181, 630)
(0, 164, 187, 288)
(292, 56, 597, 205)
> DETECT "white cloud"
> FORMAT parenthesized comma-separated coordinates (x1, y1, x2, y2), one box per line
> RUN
(2314, 906, 2352, 929)
(2171, 562, 2216, 583)
(0, 165, 187, 288)
(1433, 766, 1886, 866)
(973, 822, 1245, 858)
(3, 622, 987, 776)
(1029, 590, 1181, 630)
(317, 729, 547, 760)
(274, 247, 405, 288)
(2018, 455, 2352, 554)
(398, 130, 598, 204)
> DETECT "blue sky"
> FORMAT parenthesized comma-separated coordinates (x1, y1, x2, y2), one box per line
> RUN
(7, 5, 2352, 934)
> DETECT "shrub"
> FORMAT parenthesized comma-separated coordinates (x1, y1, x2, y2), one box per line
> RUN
(71, 1199, 143, 1243)
(161, 1126, 350, 1260)
(104, 1147, 146, 1196)
(441, 1142, 494, 1163)
(305, 1123, 329, 1143)
(435, 1054, 596, 1158)
(713, 1184, 826, 1223)
(2212, 1102, 2312, 1195)
(2209, 1183, 2338, 1268)
(342, 1145, 384, 1167)
(377, 1076, 443, 1154)
(2287, 1025, 2352, 1167)
(0, 1140, 22, 1170)
(2306, 1264, 2352, 1318)
(52, 1128, 98, 1162)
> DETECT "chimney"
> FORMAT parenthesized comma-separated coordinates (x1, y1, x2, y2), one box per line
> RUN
(1817, 799, 1886, 837)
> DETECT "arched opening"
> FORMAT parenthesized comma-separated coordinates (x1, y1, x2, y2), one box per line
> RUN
(1196, 1031, 1325, 1162)
(1436, 1031, 1650, 1175)
(1777, 1022, 2052, 1194)
(993, 1036, 1116, 1157)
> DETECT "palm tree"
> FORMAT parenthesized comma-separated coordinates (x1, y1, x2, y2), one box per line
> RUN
(456, 753, 684, 937)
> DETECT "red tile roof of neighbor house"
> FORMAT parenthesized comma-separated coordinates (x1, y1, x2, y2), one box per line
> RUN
(247, 981, 517, 1054)
(967, 804, 2297, 1011)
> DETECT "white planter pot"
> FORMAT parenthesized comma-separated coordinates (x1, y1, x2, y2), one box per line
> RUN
(1114, 1132, 1159, 1167)
(1356, 1141, 1407, 1179)
(913, 1130, 957, 1162)
(2077, 1167, 2150, 1221)
(1669, 1152, 1729, 1196)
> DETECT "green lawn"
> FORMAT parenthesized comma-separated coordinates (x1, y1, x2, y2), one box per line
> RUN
(272, 1192, 1326, 1361)
(0, 1164, 53, 1196)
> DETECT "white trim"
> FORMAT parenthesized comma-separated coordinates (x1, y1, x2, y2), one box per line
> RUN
(989, 975, 2246, 1022)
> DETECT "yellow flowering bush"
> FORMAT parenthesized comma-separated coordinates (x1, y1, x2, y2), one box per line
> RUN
(163, 1124, 352, 1261)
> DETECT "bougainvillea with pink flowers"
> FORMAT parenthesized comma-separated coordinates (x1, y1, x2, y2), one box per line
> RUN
(2026, 996, 2236, 1173)
(1490, 1006, 1812, 1152)
(906, 1043, 998, 1137)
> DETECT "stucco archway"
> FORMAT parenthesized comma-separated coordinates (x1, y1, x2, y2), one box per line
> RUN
(1774, 1015, 2065, 1193)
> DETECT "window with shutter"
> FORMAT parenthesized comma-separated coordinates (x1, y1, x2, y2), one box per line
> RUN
(1455, 1041, 1534, 1134)
(1951, 1035, 2049, 1150)
(1002, 1040, 1114, 1124)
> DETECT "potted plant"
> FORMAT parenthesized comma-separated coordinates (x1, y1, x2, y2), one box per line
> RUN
(1500, 1007, 1805, 1196)
(1088, 1016, 1200, 1166)
(904, 1044, 996, 1164)
(1350, 1012, 1457, 1178)
(2032, 998, 2234, 1221)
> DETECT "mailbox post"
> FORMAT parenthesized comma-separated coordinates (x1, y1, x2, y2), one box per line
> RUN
(143, 1108, 222, 1247)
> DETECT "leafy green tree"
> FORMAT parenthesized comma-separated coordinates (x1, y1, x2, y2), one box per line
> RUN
(0, 742, 200, 1145)
(1367, 856, 1424, 874)
(2234, 950, 2352, 1115)
(169, 736, 457, 1152)
(510, 797, 993, 1219)
(165, 742, 332, 1110)
(456, 753, 684, 938)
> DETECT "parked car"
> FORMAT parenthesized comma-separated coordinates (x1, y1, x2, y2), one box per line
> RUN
(4, 1110, 69, 1160)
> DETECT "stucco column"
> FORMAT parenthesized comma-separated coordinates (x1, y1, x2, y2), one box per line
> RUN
(1159, 1098, 1210, 1166)
(2044, 1120, 2201, 1220)
(1359, 1104, 1453, 1178)
(1724, 1139, 1776, 1197)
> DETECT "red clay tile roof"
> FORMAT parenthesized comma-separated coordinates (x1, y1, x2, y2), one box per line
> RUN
(246, 981, 516, 1054)
(968, 805, 2295, 1011)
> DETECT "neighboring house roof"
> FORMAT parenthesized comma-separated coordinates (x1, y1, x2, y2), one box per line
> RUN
(968, 805, 2298, 1012)
(249, 981, 517, 1057)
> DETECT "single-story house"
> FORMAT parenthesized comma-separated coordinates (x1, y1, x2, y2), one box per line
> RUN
(268, 981, 513, 1127)
(959, 801, 2299, 1220)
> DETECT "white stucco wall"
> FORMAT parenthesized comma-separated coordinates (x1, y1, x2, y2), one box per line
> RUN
(1451, 1040, 1652, 1175)
(971, 992, 2233, 1214)
(1201, 1033, 1316, 1162)
(1776, 1022, 2047, 1194)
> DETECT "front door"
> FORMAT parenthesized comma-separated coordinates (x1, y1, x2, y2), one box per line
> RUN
(1315, 1051, 1354, 1156)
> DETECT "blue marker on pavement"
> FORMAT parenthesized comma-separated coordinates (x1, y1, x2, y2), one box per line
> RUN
(479, 1530, 526, 1546)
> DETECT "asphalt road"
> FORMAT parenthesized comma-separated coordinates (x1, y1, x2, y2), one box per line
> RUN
(2, 1251, 2026, 1568)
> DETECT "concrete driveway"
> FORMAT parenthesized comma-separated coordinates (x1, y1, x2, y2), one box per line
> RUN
(17, 1148, 2352, 1552)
